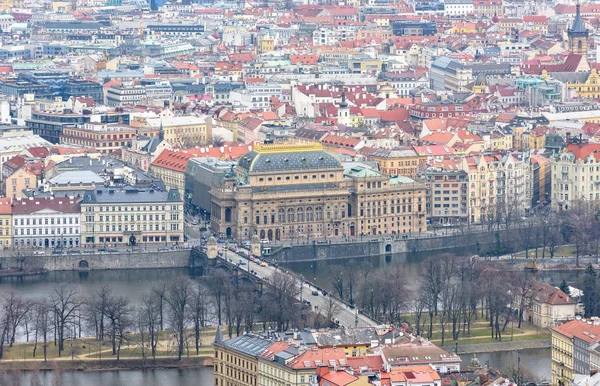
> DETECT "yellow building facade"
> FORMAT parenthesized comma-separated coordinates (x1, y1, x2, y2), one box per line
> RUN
(0, 198, 12, 248)
(210, 142, 427, 241)
(568, 68, 600, 99)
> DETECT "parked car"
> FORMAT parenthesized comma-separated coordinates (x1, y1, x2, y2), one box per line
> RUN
(98, 248, 107, 252)
(107, 248, 119, 253)
(249, 256, 256, 262)
(239, 260, 246, 265)
(33, 251, 45, 256)
(158, 247, 169, 252)
(260, 238, 269, 244)
(52, 250, 64, 255)
(83, 250, 94, 254)
(217, 239, 224, 244)
(67, 250, 81, 255)
(311, 291, 319, 296)
(260, 262, 267, 267)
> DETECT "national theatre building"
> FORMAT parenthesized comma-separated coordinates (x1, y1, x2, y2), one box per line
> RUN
(209, 141, 427, 242)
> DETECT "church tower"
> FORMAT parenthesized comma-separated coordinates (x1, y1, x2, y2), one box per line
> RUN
(337, 91, 350, 126)
(568, 1, 589, 55)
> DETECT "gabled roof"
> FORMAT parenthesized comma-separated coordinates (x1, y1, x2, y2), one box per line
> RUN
(531, 280, 575, 306)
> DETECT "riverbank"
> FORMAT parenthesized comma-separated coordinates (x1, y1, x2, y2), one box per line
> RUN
(0, 356, 213, 372)
(445, 339, 551, 355)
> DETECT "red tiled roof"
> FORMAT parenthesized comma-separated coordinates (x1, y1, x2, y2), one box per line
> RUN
(564, 142, 600, 162)
(27, 146, 50, 158)
(553, 319, 600, 343)
(531, 280, 574, 306)
(12, 197, 81, 214)
(0, 197, 11, 215)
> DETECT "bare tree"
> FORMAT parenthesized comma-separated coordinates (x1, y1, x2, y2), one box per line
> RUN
(152, 284, 167, 332)
(189, 285, 209, 354)
(264, 271, 300, 331)
(32, 300, 52, 361)
(139, 294, 161, 361)
(512, 272, 535, 328)
(50, 285, 83, 357)
(165, 278, 192, 360)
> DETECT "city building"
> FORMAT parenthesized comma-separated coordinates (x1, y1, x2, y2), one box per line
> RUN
(12, 196, 81, 249)
(0, 198, 12, 248)
(145, 116, 212, 148)
(366, 148, 426, 179)
(61, 123, 137, 154)
(523, 280, 576, 328)
(551, 142, 600, 211)
(459, 155, 502, 224)
(80, 186, 183, 248)
(420, 163, 468, 225)
(552, 319, 600, 386)
(210, 141, 427, 241)
(392, 21, 437, 36)
(568, 3, 588, 56)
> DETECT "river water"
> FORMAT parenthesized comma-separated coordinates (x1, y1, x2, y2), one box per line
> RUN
(0, 252, 571, 384)
(7, 367, 213, 386)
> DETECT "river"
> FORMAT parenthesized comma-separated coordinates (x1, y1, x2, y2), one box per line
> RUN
(8, 367, 213, 386)
(0, 252, 573, 383)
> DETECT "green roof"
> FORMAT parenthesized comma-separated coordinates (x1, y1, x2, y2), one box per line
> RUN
(390, 175, 416, 184)
(344, 166, 381, 178)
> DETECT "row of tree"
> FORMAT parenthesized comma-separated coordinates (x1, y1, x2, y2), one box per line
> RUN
(480, 197, 600, 265)
(328, 255, 553, 346)
(0, 270, 334, 363)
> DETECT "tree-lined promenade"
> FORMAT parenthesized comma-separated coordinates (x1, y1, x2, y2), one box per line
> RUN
(0, 269, 342, 365)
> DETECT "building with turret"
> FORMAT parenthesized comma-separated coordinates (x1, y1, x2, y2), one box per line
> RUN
(568, 2, 589, 55)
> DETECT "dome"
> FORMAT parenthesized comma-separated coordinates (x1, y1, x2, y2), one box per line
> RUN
(238, 143, 341, 172)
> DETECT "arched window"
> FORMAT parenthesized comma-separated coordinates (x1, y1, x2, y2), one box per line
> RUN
(315, 206, 323, 221)
(278, 209, 285, 223)
(578, 40, 583, 50)
(297, 208, 304, 222)
(287, 208, 295, 222)
(306, 207, 314, 221)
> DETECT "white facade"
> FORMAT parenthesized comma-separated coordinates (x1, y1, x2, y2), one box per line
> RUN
(12, 197, 81, 249)
(503, 154, 533, 212)
(551, 144, 600, 211)
(443, 0, 474, 16)
(229, 83, 283, 112)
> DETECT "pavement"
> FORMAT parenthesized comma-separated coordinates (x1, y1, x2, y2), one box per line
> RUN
(220, 249, 378, 329)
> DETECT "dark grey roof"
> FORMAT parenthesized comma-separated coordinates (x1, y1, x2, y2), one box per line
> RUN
(570, 4, 587, 34)
(238, 150, 341, 172)
(218, 334, 272, 356)
(549, 72, 589, 83)
(81, 187, 181, 204)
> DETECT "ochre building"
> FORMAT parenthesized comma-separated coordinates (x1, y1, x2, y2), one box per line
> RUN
(210, 142, 427, 242)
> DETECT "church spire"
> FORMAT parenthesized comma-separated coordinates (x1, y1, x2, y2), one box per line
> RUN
(158, 118, 164, 141)
(571, 0, 586, 34)
(568, 0, 589, 55)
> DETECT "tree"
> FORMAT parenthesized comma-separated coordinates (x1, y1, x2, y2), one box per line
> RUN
(559, 279, 571, 297)
(32, 300, 52, 361)
(165, 278, 192, 360)
(264, 271, 300, 331)
(140, 294, 161, 361)
(582, 263, 597, 317)
(512, 272, 535, 329)
(211, 134, 225, 147)
(103, 292, 132, 358)
(188, 285, 209, 355)
(152, 284, 167, 332)
(206, 271, 228, 326)
(50, 285, 83, 357)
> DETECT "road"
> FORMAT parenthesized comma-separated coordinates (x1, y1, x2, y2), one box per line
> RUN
(219, 249, 378, 329)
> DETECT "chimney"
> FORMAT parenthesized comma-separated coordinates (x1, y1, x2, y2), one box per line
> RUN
(566, 132, 571, 143)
